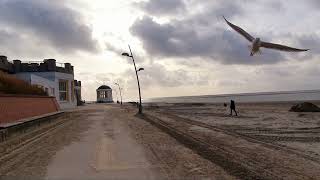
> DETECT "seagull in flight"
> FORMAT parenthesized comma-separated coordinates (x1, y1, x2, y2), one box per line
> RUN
(223, 16, 309, 56)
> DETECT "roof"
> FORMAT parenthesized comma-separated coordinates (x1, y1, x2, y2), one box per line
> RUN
(97, 85, 111, 90)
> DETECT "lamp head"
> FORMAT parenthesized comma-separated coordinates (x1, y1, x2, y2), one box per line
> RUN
(137, 68, 144, 72)
(121, 52, 130, 57)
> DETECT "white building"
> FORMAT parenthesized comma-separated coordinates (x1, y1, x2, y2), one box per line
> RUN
(97, 85, 113, 103)
(3, 58, 82, 109)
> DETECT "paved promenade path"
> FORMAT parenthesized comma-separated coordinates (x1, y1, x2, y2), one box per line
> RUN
(46, 105, 160, 179)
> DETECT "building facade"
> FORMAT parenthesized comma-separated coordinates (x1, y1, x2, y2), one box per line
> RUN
(97, 85, 113, 103)
(0, 56, 82, 109)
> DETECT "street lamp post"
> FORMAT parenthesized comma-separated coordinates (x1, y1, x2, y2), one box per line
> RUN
(114, 83, 122, 105)
(122, 45, 143, 114)
(115, 89, 119, 103)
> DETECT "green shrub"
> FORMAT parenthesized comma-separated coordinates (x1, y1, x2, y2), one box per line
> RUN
(0, 72, 47, 96)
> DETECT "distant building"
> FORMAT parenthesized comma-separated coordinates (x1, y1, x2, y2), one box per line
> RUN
(0, 56, 12, 73)
(97, 85, 113, 103)
(0, 55, 82, 109)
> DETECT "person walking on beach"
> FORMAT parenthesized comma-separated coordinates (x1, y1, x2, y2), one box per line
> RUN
(230, 100, 238, 116)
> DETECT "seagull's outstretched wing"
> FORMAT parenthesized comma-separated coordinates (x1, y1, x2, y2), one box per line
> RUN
(260, 41, 309, 52)
(223, 16, 254, 42)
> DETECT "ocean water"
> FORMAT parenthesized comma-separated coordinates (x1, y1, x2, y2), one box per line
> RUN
(148, 90, 320, 103)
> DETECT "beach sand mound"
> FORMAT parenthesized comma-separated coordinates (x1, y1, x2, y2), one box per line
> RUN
(289, 102, 320, 112)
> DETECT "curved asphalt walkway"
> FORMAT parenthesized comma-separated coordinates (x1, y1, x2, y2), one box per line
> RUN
(46, 105, 160, 180)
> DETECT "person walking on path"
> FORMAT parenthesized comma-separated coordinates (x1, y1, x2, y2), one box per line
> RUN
(230, 100, 238, 116)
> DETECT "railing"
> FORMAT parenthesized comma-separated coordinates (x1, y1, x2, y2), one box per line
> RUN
(22, 61, 65, 68)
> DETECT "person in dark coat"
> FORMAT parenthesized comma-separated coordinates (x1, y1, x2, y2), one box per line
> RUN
(230, 100, 238, 116)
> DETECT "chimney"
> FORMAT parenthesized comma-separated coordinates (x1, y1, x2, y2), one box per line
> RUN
(44, 59, 56, 71)
(13, 60, 21, 73)
(0, 56, 8, 64)
(64, 63, 71, 73)
(39, 62, 46, 72)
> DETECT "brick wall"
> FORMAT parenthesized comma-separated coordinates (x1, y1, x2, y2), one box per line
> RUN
(0, 95, 59, 124)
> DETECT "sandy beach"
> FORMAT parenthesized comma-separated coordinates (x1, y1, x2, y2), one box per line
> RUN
(145, 102, 320, 157)
(142, 101, 320, 179)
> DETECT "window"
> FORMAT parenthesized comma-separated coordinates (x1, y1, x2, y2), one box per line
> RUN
(59, 80, 68, 101)
(51, 88, 55, 96)
(45, 87, 49, 96)
(36, 85, 44, 89)
(100, 91, 106, 98)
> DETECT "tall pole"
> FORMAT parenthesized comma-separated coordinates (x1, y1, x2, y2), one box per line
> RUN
(115, 89, 119, 103)
(119, 86, 123, 105)
(128, 45, 143, 114)
(115, 83, 123, 105)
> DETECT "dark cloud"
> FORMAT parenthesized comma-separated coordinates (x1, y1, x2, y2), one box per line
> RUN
(135, 0, 244, 22)
(130, 16, 285, 65)
(135, 0, 186, 16)
(196, 0, 244, 19)
(130, 0, 293, 65)
(0, 29, 53, 58)
(131, 0, 320, 65)
(310, 0, 320, 7)
(0, 0, 98, 54)
(269, 33, 320, 61)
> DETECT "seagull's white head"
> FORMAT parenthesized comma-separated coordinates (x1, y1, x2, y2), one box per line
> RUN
(250, 38, 262, 56)
(254, 38, 261, 43)
(253, 38, 262, 47)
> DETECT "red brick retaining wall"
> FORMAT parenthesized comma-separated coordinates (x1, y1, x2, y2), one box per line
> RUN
(0, 94, 60, 124)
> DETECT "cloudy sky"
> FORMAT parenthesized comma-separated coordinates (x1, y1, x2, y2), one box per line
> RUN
(1, 0, 320, 101)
